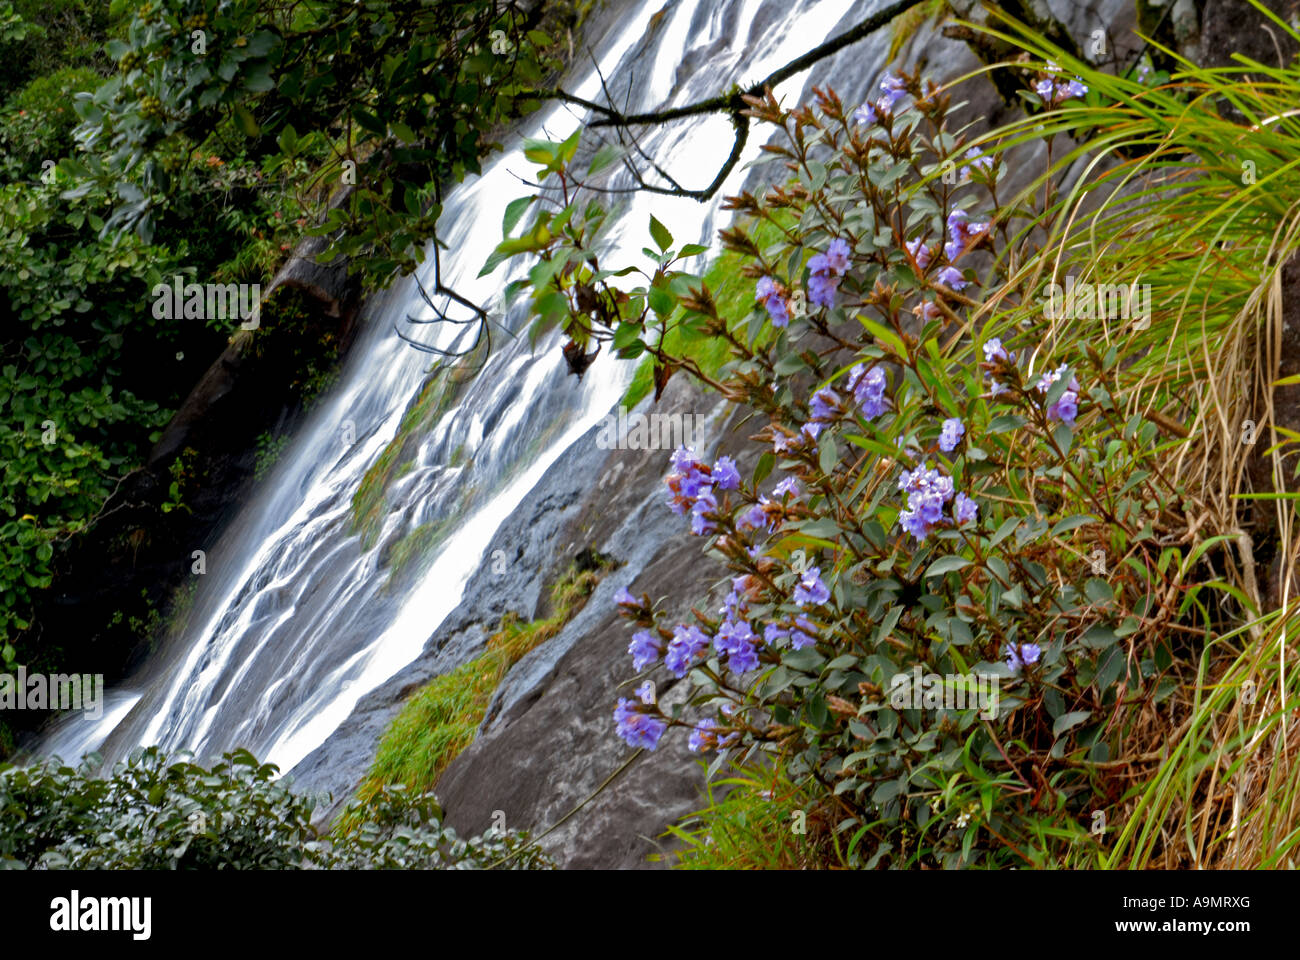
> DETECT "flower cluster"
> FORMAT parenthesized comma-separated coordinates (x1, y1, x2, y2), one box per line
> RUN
(982, 337, 1016, 397)
(1004, 642, 1042, 673)
(938, 417, 965, 453)
(1036, 363, 1080, 425)
(846, 364, 888, 418)
(665, 447, 740, 535)
(1034, 62, 1088, 106)
(755, 275, 790, 327)
(959, 147, 994, 181)
(905, 237, 931, 270)
(896, 461, 977, 541)
(613, 697, 667, 750)
(806, 237, 851, 308)
(853, 72, 908, 126)
(945, 209, 988, 261)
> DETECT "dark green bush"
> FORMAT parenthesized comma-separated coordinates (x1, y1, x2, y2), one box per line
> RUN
(0, 747, 552, 869)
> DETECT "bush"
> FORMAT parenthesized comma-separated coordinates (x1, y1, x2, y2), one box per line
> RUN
(0, 747, 552, 869)
(0, 67, 100, 179)
(492, 57, 1264, 867)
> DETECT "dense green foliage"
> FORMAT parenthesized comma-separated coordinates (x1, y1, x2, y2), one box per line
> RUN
(0, 746, 552, 869)
(0, 0, 579, 678)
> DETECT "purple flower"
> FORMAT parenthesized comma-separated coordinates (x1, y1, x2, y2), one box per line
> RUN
(763, 623, 789, 645)
(847, 364, 888, 419)
(1005, 642, 1041, 674)
(628, 630, 662, 671)
(614, 586, 637, 606)
(824, 237, 851, 275)
(810, 387, 841, 424)
(664, 624, 709, 677)
(666, 445, 711, 514)
(791, 616, 819, 650)
(736, 500, 771, 534)
(690, 488, 718, 536)
(898, 508, 930, 541)
(853, 102, 878, 126)
(712, 455, 740, 491)
(1005, 643, 1023, 673)
(807, 271, 840, 308)
(953, 491, 978, 525)
(936, 266, 968, 291)
(879, 72, 907, 108)
(688, 719, 717, 753)
(806, 240, 850, 308)
(773, 432, 801, 455)
(614, 698, 667, 750)
(637, 680, 656, 704)
(801, 419, 826, 442)
(897, 462, 957, 541)
(938, 417, 965, 452)
(773, 476, 801, 499)
(715, 618, 760, 673)
(1053, 393, 1078, 424)
(983, 337, 1012, 364)
(905, 237, 931, 269)
(959, 147, 994, 181)
(756, 275, 790, 327)
(1037, 363, 1081, 424)
(794, 566, 830, 607)
(1037, 71, 1088, 106)
(946, 209, 988, 260)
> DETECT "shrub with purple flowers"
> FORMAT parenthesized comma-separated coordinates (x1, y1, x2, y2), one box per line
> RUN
(495, 66, 1210, 869)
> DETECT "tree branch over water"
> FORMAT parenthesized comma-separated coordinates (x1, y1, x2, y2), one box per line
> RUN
(536, 0, 929, 200)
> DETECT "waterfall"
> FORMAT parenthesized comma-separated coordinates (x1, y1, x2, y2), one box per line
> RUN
(30, 0, 881, 776)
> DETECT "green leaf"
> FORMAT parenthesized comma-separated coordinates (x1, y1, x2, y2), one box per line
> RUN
(502, 195, 534, 236)
(1049, 514, 1093, 537)
(1052, 710, 1091, 737)
(277, 124, 299, 154)
(925, 555, 970, 577)
(818, 435, 838, 475)
(800, 518, 841, 539)
(613, 322, 641, 350)
(649, 214, 673, 252)
(1079, 624, 1118, 650)
(647, 284, 674, 318)
(1084, 578, 1113, 604)
(1096, 647, 1125, 692)
(233, 104, 260, 136)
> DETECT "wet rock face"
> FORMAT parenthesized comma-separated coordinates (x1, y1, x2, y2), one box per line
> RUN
(290, 371, 743, 866)
(1201, 0, 1299, 71)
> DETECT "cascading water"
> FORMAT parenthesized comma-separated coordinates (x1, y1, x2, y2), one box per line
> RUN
(31, 0, 884, 777)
